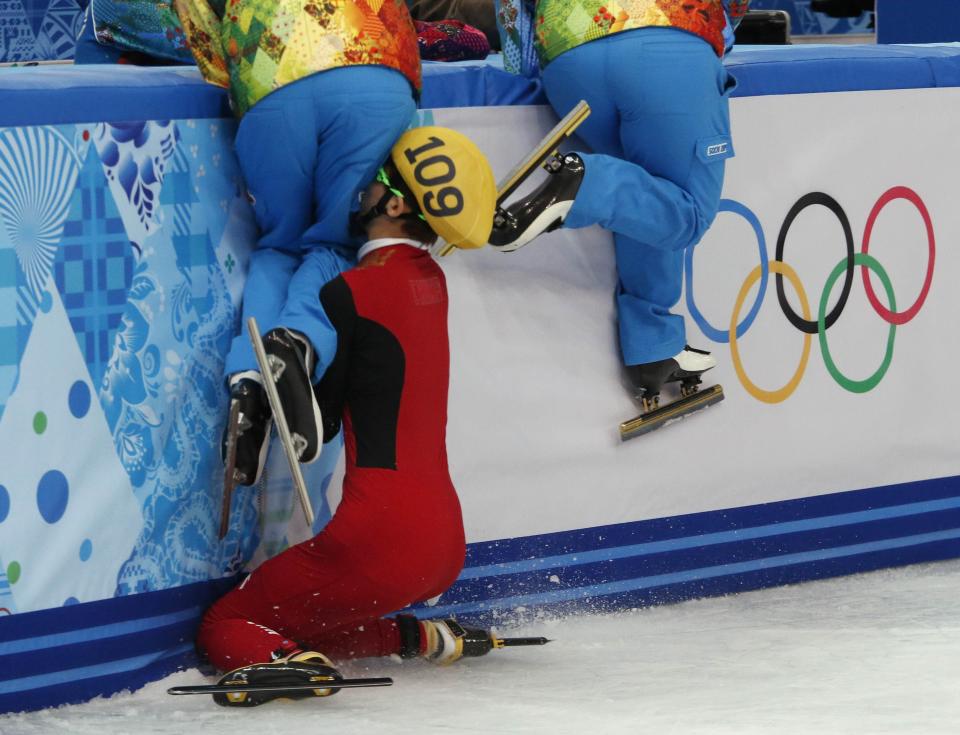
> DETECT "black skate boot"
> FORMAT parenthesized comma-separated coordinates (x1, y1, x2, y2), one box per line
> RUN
(489, 152, 585, 252)
(619, 346, 724, 440)
(213, 650, 342, 707)
(395, 615, 497, 664)
(262, 328, 323, 464)
(626, 346, 717, 412)
(395, 615, 552, 664)
(222, 374, 271, 486)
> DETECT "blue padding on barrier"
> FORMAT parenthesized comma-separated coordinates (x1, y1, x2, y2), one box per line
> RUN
(436, 538, 960, 624)
(459, 496, 960, 579)
(0, 59, 544, 127)
(406, 475, 960, 623)
(1, 626, 196, 688)
(0, 647, 197, 714)
(726, 43, 960, 97)
(0, 576, 235, 639)
(0, 577, 237, 714)
(463, 474, 960, 566)
(444, 514, 960, 605)
(0, 608, 202, 657)
(3, 44, 960, 128)
(0, 65, 231, 127)
(424, 530, 960, 618)
(419, 57, 546, 108)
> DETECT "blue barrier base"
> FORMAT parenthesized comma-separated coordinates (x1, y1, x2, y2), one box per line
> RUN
(413, 475, 960, 624)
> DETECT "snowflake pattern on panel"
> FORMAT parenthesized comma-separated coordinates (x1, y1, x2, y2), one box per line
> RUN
(112, 125, 255, 594)
(36, 0, 87, 60)
(55, 146, 137, 394)
(0, 126, 81, 323)
(94, 121, 179, 251)
(0, 117, 261, 608)
(0, 125, 88, 424)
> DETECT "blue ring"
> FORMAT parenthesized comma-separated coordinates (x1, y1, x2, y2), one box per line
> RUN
(685, 199, 769, 343)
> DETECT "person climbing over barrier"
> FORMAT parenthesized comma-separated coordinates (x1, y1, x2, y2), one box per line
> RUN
(163, 0, 428, 487)
(489, 0, 751, 436)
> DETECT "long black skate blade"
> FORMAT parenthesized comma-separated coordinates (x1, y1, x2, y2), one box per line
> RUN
(494, 637, 552, 648)
(495, 100, 591, 206)
(219, 400, 242, 539)
(247, 316, 315, 528)
(167, 677, 393, 696)
(435, 100, 590, 257)
(619, 384, 724, 441)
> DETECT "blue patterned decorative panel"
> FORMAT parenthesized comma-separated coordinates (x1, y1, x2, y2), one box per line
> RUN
(0, 0, 87, 63)
(54, 147, 133, 392)
(0, 117, 258, 628)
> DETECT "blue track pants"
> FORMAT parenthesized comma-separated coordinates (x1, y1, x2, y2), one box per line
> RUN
(543, 28, 736, 365)
(225, 66, 416, 380)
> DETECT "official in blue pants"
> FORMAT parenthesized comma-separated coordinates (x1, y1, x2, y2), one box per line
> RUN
(490, 1, 747, 406)
(542, 28, 736, 368)
(225, 67, 416, 381)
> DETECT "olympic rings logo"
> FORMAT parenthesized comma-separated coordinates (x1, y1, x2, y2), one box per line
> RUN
(684, 186, 935, 403)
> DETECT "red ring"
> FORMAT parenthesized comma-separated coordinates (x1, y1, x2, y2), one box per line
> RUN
(861, 186, 935, 325)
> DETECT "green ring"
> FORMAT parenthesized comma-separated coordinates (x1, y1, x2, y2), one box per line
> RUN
(818, 252, 896, 394)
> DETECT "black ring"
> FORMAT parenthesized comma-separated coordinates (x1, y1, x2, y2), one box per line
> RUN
(774, 192, 855, 334)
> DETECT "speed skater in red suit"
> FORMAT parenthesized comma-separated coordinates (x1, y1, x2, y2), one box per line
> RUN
(196, 127, 505, 707)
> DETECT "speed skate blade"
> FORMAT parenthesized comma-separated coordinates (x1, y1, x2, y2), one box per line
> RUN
(247, 317, 315, 528)
(493, 637, 552, 648)
(167, 677, 394, 696)
(219, 399, 242, 539)
(495, 99, 591, 206)
(434, 100, 590, 257)
(619, 384, 724, 441)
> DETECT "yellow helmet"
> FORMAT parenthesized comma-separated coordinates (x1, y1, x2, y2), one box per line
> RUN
(389, 126, 496, 249)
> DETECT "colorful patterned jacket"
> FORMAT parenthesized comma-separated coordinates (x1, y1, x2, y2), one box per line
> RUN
(172, 0, 421, 116)
(498, 0, 749, 74)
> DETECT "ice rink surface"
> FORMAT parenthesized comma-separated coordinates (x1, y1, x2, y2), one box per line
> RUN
(4, 559, 960, 735)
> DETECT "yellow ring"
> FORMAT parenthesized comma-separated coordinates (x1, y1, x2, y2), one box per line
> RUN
(729, 261, 812, 404)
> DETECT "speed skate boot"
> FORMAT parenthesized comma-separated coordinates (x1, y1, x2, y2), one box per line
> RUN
(626, 346, 717, 413)
(213, 650, 343, 707)
(222, 373, 271, 486)
(395, 615, 498, 664)
(489, 152, 585, 252)
(261, 327, 323, 464)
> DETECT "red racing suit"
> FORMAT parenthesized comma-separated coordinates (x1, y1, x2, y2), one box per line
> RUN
(199, 242, 466, 669)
